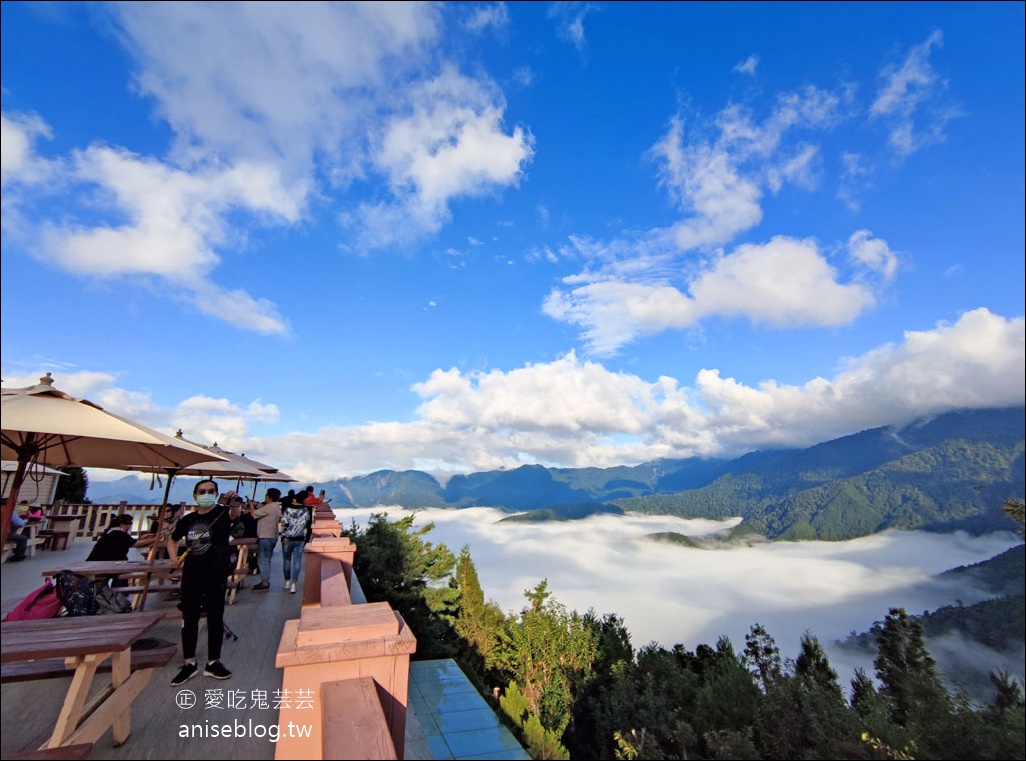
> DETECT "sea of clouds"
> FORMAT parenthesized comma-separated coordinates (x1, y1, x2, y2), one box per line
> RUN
(334, 506, 1023, 696)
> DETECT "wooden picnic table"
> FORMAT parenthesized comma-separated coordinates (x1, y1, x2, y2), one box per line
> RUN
(0, 611, 166, 750)
(41, 560, 179, 611)
(43, 514, 82, 543)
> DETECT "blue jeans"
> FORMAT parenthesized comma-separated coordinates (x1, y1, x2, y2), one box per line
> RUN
(282, 538, 306, 582)
(257, 537, 276, 583)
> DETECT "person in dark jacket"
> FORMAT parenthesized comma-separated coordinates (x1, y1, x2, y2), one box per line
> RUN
(167, 480, 241, 686)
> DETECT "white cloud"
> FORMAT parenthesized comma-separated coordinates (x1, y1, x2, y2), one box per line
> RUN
(5, 4, 534, 333)
(870, 30, 959, 157)
(464, 2, 509, 32)
(0, 111, 56, 188)
(544, 233, 882, 355)
(333, 507, 1022, 689)
(847, 229, 898, 281)
(171, 393, 286, 449)
(734, 55, 759, 76)
(7, 308, 1022, 480)
(837, 150, 874, 211)
(357, 66, 534, 248)
(35, 145, 294, 334)
(689, 236, 876, 325)
(696, 308, 1025, 450)
(651, 85, 844, 253)
(653, 122, 764, 251)
(114, 4, 531, 251)
(111, 1, 440, 184)
(548, 2, 597, 57)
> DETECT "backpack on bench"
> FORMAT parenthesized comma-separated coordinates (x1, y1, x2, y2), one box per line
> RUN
(54, 570, 100, 616)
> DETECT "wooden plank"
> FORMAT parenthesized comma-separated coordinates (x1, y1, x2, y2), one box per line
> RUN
(61, 669, 153, 748)
(321, 677, 397, 760)
(296, 603, 398, 648)
(1, 647, 177, 684)
(1, 612, 163, 662)
(0, 742, 93, 759)
(319, 561, 351, 607)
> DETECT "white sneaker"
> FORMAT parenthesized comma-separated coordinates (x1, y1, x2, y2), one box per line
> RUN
(284, 580, 291, 590)
(290, 581, 297, 594)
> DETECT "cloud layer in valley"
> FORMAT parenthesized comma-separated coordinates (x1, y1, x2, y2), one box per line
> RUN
(335, 506, 1024, 692)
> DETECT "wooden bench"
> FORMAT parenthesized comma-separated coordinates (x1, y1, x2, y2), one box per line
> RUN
(2, 522, 48, 561)
(321, 677, 397, 760)
(1, 612, 168, 749)
(36, 530, 71, 552)
(0, 742, 94, 760)
(2, 538, 46, 562)
(1, 645, 177, 683)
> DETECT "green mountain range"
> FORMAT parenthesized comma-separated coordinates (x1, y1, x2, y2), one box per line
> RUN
(614, 406, 1024, 540)
(87, 406, 1024, 543)
(325, 406, 1024, 542)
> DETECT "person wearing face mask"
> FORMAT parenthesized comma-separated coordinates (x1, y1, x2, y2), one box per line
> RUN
(167, 479, 241, 686)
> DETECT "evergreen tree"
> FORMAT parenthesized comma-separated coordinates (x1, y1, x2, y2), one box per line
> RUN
(742, 623, 784, 692)
(755, 633, 858, 760)
(348, 512, 458, 658)
(493, 580, 598, 738)
(451, 544, 506, 689)
(54, 466, 89, 503)
(874, 607, 951, 727)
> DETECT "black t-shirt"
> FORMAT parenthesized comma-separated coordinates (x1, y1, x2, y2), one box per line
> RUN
(87, 529, 137, 561)
(172, 504, 233, 569)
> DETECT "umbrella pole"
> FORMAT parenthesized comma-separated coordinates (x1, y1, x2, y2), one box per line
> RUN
(0, 455, 30, 551)
(0, 434, 39, 550)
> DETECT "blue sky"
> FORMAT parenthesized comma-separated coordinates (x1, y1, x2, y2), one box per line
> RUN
(2, 2, 1024, 483)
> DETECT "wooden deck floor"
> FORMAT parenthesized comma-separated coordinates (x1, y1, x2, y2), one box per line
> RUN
(1, 539, 334, 759)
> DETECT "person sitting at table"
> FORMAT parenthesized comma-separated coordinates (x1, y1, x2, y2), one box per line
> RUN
(167, 479, 241, 686)
(18, 500, 44, 522)
(6, 511, 30, 562)
(87, 514, 154, 561)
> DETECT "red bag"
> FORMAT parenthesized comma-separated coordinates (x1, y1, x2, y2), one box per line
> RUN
(4, 579, 62, 621)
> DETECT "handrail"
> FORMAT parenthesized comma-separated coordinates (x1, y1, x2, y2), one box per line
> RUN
(42, 501, 179, 539)
(274, 516, 416, 760)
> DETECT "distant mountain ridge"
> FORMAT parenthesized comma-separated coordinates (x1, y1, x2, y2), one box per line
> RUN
(84, 406, 1025, 541)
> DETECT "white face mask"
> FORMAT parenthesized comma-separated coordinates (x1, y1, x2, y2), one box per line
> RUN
(196, 493, 218, 508)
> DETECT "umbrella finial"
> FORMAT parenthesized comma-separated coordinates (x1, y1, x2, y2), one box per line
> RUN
(175, 429, 184, 438)
(40, 373, 54, 386)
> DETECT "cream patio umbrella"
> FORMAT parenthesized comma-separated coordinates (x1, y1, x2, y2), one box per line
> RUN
(196, 439, 295, 499)
(139, 432, 293, 507)
(1, 373, 229, 549)
(134, 433, 296, 559)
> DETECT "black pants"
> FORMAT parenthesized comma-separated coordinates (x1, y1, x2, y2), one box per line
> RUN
(180, 561, 227, 662)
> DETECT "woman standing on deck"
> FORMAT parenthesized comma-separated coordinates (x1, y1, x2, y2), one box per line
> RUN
(167, 480, 241, 686)
(279, 497, 312, 594)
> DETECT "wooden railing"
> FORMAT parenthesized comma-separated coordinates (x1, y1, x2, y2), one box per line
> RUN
(42, 501, 176, 539)
(274, 515, 416, 760)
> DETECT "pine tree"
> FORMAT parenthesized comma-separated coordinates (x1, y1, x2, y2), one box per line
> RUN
(742, 623, 783, 692)
(54, 466, 89, 503)
(451, 544, 506, 686)
(493, 580, 598, 737)
(874, 607, 950, 726)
